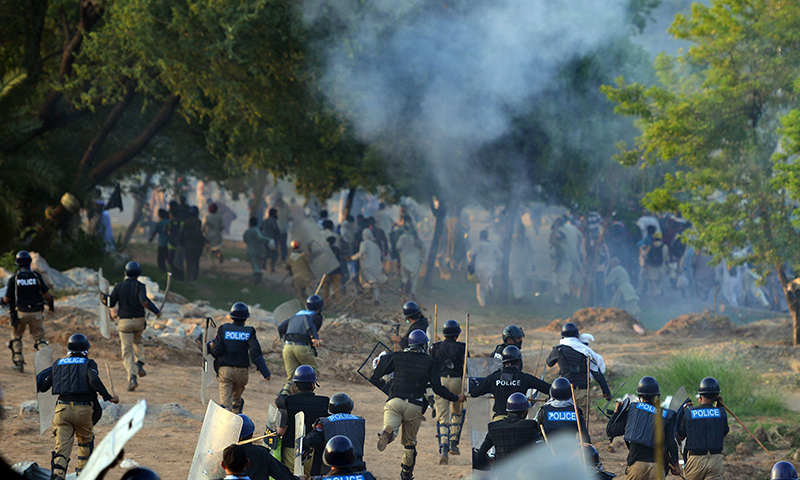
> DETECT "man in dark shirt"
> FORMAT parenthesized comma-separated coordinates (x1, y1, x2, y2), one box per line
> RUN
(2, 250, 54, 372)
(430, 319, 467, 463)
(279, 295, 324, 395)
(236, 414, 295, 480)
(392, 302, 428, 350)
(546, 322, 611, 409)
(106, 261, 160, 391)
(316, 436, 377, 480)
(677, 377, 729, 480)
(475, 392, 541, 469)
(491, 325, 525, 360)
(302, 393, 366, 474)
(36, 333, 119, 480)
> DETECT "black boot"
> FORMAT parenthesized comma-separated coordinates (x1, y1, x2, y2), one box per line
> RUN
(136, 361, 147, 377)
(400, 464, 414, 480)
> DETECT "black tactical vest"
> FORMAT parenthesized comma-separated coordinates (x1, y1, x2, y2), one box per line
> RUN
(320, 414, 366, 459)
(431, 339, 465, 376)
(14, 270, 44, 312)
(285, 393, 330, 441)
(541, 404, 579, 434)
(491, 368, 527, 415)
(684, 406, 727, 451)
(217, 322, 255, 368)
(52, 356, 92, 396)
(556, 345, 588, 388)
(390, 351, 433, 401)
(488, 417, 539, 462)
(624, 402, 675, 448)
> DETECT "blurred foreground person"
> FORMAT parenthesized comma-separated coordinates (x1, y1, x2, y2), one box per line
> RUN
(678, 377, 728, 480)
(317, 435, 376, 480)
(584, 445, 617, 479)
(216, 444, 249, 480)
(431, 320, 467, 464)
(236, 414, 295, 480)
(467, 230, 501, 307)
(474, 392, 540, 470)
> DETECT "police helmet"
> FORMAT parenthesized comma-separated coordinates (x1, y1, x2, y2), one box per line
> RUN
(550, 377, 572, 401)
(125, 261, 142, 277)
(442, 320, 461, 337)
(238, 414, 255, 440)
(506, 392, 530, 413)
(636, 376, 660, 396)
(328, 393, 354, 414)
(229, 302, 250, 321)
(323, 435, 356, 468)
(67, 333, 90, 352)
(408, 329, 428, 347)
(293, 365, 317, 383)
(502, 325, 525, 341)
(772, 461, 798, 480)
(120, 468, 161, 480)
(501, 345, 522, 364)
(403, 301, 421, 318)
(584, 445, 603, 470)
(698, 377, 721, 396)
(14, 250, 32, 267)
(306, 294, 324, 312)
(561, 322, 580, 338)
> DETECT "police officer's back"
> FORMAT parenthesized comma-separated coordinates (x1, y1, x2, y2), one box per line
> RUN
(280, 295, 324, 394)
(393, 302, 428, 350)
(677, 377, 728, 480)
(534, 377, 590, 443)
(471, 346, 550, 418)
(313, 436, 377, 480)
(304, 393, 366, 474)
(475, 393, 541, 469)
(546, 322, 611, 405)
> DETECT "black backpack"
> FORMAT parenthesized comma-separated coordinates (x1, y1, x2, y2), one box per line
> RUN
(646, 243, 664, 267)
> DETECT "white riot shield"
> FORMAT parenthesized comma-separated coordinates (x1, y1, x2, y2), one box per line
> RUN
(187, 401, 243, 480)
(466, 356, 503, 464)
(294, 411, 305, 475)
(97, 269, 111, 340)
(290, 219, 340, 278)
(264, 404, 281, 451)
(34, 345, 62, 435)
(78, 399, 147, 480)
(274, 299, 301, 327)
(200, 319, 217, 405)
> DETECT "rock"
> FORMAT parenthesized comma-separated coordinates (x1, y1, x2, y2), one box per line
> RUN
(56, 293, 100, 311)
(158, 332, 189, 349)
(30, 252, 80, 291)
(735, 442, 752, 456)
(62, 267, 98, 288)
(0, 267, 13, 283)
(166, 291, 189, 305)
(120, 459, 140, 469)
(241, 287, 250, 294)
(165, 318, 185, 331)
(138, 276, 160, 298)
(189, 325, 204, 342)
(19, 400, 38, 415)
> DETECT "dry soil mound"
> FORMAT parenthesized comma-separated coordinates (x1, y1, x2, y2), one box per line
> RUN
(539, 308, 645, 336)
(657, 311, 734, 336)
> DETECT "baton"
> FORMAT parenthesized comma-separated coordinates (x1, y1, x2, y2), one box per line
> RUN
(532, 339, 545, 377)
(238, 432, 277, 445)
(602, 381, 627, 414)
(586, 356, 591, 431)
(314, 274, 326, 296)
(461, 313, 470, 395)
(718, 399, 774, 458)
(105, 363, 116, 397)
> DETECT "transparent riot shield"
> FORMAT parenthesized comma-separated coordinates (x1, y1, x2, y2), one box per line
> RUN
(264, 404, 281, 451)
(274, 299, 301, 327)
(356, 341, 392, 395)
(290, 219, 340, 278)
(187, 401, 243, 480)
(294, 411, 305, 475)
(78, 399, 147, 480)
(97, 268, 111, 340)
(34, 344, 62, 435)
(466, 356, 503, 466)
(200, 318, 217, 405)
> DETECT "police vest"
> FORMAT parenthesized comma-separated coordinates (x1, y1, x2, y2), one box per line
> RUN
(389, 351, 433, 402)
(555, 345, 588, 388)
(312, 472, 376, 480)
(320, 414, 366, 459)
(623, 402, 675, 448)
(542, 405, 579, 434)
(488, 417, 539, 462)
(286, 311, 318, 343)
(431, 339, 465, 376)
(14, 270, 44, 312)
(52, 356, 92, 396)
(490, 368, 528, 415)
(216, 322, 256, 368)
(684, 406, 727, 452)
(284, 393, 330, 441)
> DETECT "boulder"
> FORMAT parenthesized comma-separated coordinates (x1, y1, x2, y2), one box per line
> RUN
(56, 293, 100, 311)
(62, 267, 99, 289)
(19, 400, 38, 415)
(30, 252, 80, 291)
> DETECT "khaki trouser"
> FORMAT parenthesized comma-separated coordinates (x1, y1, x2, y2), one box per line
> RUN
(282, 343, 319, 391)
(52, 403, 94, 476)
(573, 388, 589, 416)
(321, 273, 342, 305)
(626, 461, 658, 480)
(118, 317, 145, 379)
(434, 376, 464, 445)
(384, 398, 424, 467)
(281, 444, 313, 475)
(684, 453, 723, 480)
(10, 311, 45, 364)
(217, 366, 249, 413)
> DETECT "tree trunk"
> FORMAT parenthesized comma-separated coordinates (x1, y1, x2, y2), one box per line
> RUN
(248, 169, 269, 221)
(342, 188, 357, 221)
(120, 173, 153, 247)
(776, 264, 800, 346)
(423, 197, 446, 288)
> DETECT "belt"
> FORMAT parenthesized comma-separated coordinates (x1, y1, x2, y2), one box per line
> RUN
(58, 400, 92, 406)
(441, 375, 462, 379)
(284, 341, 309, 346)
(688, 450, 722, 456)
(395, 397, 425, 407)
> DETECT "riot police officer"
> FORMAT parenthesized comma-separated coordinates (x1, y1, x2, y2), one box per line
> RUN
(584, 445, 617, 479)
(371, 330, 466, 480)
(534, 377, 590, 443)
(275, 365, 330, 476)
(474, 392, 541, 469)
(36, 333, 119, 480)
(106, 261, 160, 391)
(546, 322, 611, 409)
(471, 345, 551, 419)
(314, 435, 377, 480)
(491, 325, 525, 359)
(678, 377, 728, 480)
(280, 295, 324, 395)
(2, 250, 54, 372)
(430, 319, 467, 464)
(393, 301, 428, 350)
(237, 414, 295, 480)
(208, 302, 271, 413)
(303, 393, 366, 473)
(606, 376, 681, 480)
(772, 461, 798, 480)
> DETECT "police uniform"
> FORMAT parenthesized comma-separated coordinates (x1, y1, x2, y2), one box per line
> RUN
(398, 316, 428, 350)
(534, 399, 591, 443)
(210, 321, 271, 413)
(476, 415, 541, 465)
(241, 443, 297, 480)
(546, 343, 611, 409)
(314, 467, 377, 480)
(471, 366, 550, 419)
(606, 401, 680, 480)
(304, 413, 367, 474)
(4, 266, 51, 368)
(276, 391, 330, 475)
(678, 404, 728, 480)
(108, 277, 158, 384)
(430, 337, 466, 453)
(36, 354, 114, 479)
(281, 309, 323, 391)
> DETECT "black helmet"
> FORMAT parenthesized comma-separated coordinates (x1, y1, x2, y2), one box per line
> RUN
(403, 301, 421, 318)
(442, 320, 461, 337)
(550, 377, 571, 401)
(772, 461, 798, 480)
(698, 377, 721, 396)
(293, 365, 317, 383)
(329, 393, 354, 414)
(408, 329, 428, 347)
(68, 333, 90, 352)
(584, 445, 603, 470)
(561, 322, 579, 338)
(14, 250, 31, 267)
(323, 435, 356, 468)
(501, 345, 523, 364)
(636, 376, 660, 396)
(229, 302, 250, 321)
(506, 392, 530, 412)
(306, 295, 324, 312)
(502, 325, 525, 341)
(125, 261, 142, 277)
(121, 468, 161, 480)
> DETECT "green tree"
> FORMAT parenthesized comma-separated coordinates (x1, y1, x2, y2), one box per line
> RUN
(603, 0, 800, 344)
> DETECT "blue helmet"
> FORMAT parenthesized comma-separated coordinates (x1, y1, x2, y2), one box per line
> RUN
(15, 250, 31, 267)
(550, 377, 571, 401)
(323, 435, 356, 468)
(238, 414, 255, 440)
(561, 322, 579, 338)
(307, 295, 324, 311)
(230, 302, 250, 321)
(442, 320, 461, 337)
(293, 365, 317, 383)
(773, 462, 798, 480)
(125, 261, 142, 277)
(507, 392, 530, 412)
(403, 301, 421, 318)
(408, 329, 428, 347)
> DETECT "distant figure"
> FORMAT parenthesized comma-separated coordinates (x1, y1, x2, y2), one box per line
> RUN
(261, 208, 281, 273)
(183, 206, 206, 282)
(373, 203, 394, 237)
(605, 257, 641, 318)
(167, 208, 185, 281)
(395, 226, 424, 297)
(321, 236, 345, 305)
(243, 217, 271, 284)
(270, 192, 291, 260)
(149, 209, 170, 272)
(509, 224, 534, 302)
(350, 229, 386, 304)
(285, 241, 316, 302)
(467, 230, 501, 307)
(550, 228, 572, 305)
(203, 203, 225, 264)
(94, 199, 115, 252)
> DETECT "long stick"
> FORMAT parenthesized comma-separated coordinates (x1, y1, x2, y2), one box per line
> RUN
(586, 356, 592, 431)
(314, 274, 327, 296)
(433, 304, 438, 344)
(718, 400, 774, 458)
(237, 432, 278, 445)
(533, 339, 545, 377)
(461, 313, 470, 394)
(570, 384, 587, 470)
(104, 363, 116, 397)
